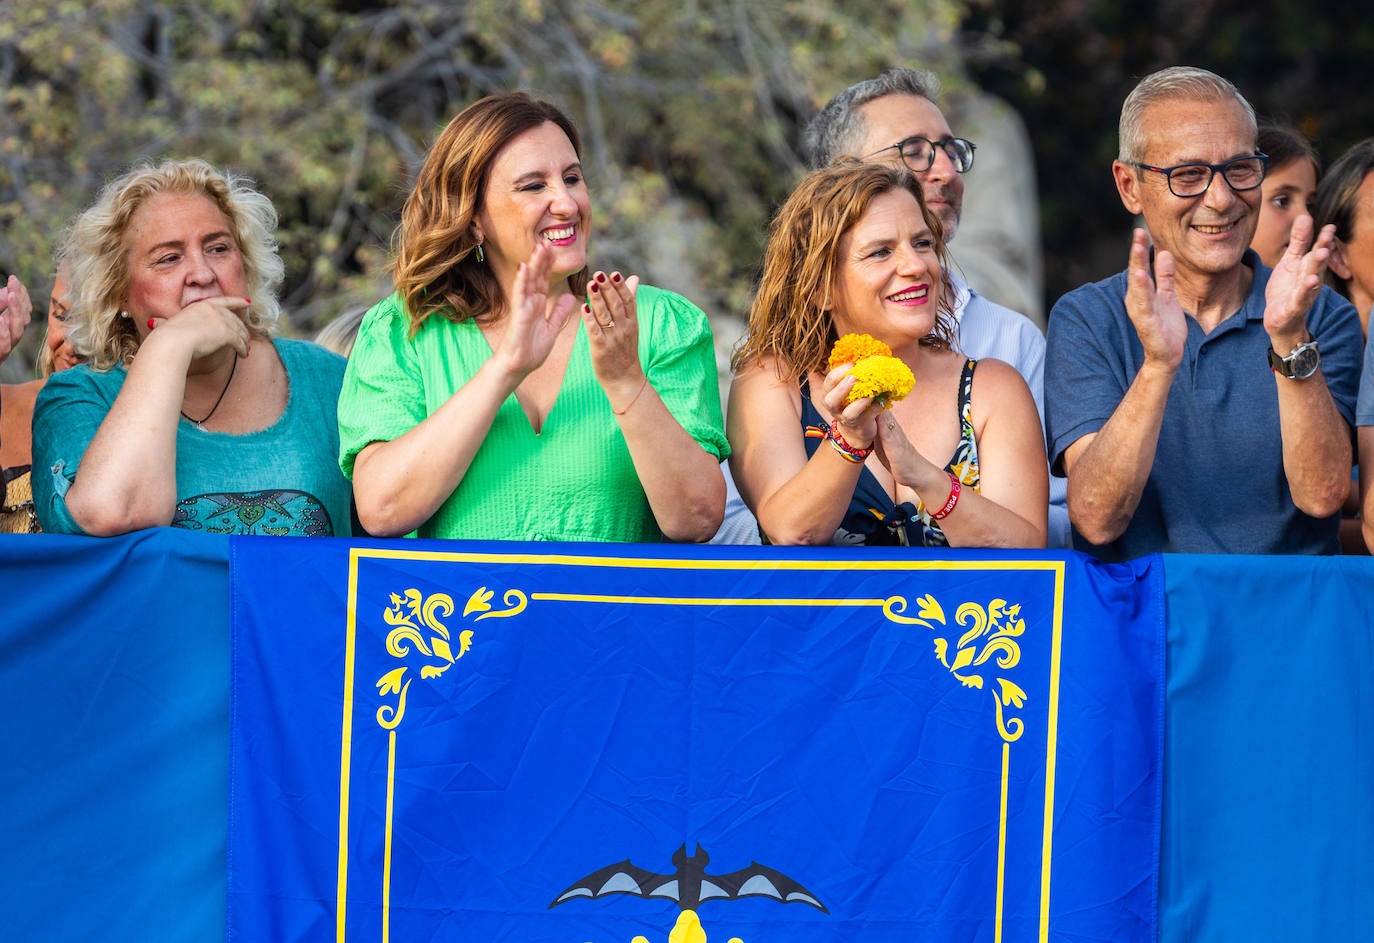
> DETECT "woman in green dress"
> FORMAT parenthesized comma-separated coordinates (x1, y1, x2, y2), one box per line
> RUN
(338, 92, 727, 542)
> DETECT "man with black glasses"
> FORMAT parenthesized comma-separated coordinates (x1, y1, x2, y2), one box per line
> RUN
(804, 68, 1070, 547)
(1045, 66, 1362, 560)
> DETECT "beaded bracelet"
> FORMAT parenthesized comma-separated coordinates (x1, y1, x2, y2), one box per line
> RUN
(826, 426, 874, 464)
(929, 472, 962, 520)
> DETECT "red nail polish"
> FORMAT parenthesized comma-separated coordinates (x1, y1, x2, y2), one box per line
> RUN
(611, 272, 622, 283)
(596, 272, 607, 283)
(244, 297, 251, 304)
(147, 318, 156, 329)
(590, 282, 599, 293)
(583, 303, 591, 314)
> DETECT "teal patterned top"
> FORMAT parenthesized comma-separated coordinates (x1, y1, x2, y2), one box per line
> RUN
(32, 339, 353, 536)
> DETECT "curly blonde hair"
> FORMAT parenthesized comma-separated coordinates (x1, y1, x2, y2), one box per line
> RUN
(732, 160, 955, 383)
(61, 158, 283, 371)
(393, 92, 590, 334)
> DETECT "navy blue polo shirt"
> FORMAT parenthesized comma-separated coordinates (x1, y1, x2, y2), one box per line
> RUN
(1045, 251, 1362, 560)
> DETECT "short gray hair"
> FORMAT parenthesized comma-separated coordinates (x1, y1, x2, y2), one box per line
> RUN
(1118, 66, 1256, 164)
(803, 68, 943, 170)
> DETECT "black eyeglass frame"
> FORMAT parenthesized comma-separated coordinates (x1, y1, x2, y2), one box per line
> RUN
(1130, 153, 1270, 198)
(866, 135, 977, 174)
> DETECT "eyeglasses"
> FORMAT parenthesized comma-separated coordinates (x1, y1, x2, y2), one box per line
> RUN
(867, 135, 977, 174)
(1131, 153, 1269, 198)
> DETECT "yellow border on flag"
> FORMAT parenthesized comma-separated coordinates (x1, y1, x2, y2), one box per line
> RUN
(337, 549, 1066, 943)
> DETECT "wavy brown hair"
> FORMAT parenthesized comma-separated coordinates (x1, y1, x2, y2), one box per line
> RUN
(393, 92, 590, 333)
(732, 160, 955, 383)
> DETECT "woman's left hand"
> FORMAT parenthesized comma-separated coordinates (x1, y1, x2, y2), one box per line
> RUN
(0, 274, 33, 365)
(584, 270, 644, 395)
(579, 269, 724, 540)
(874, 413, 940, 496)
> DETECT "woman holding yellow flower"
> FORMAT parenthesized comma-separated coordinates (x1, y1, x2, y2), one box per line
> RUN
(727, 161, 1047, 547)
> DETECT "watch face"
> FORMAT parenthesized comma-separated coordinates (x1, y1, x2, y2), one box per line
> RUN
(1291, 345, 1320, 379)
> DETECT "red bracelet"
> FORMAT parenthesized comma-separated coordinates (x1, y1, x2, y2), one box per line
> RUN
(929, 472, 962, 520)
(826, 426, 874, 463)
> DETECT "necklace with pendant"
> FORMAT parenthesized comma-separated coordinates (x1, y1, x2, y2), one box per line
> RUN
(182, 355, 238, 429)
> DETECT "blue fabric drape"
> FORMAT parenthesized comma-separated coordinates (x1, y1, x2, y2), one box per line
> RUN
(227, 540, 1160, 942)
(6, 533, 1367, 941)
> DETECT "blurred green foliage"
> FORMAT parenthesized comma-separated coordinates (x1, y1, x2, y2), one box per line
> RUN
(3, 0, 1370, 379)
(0, 0, 966, 379)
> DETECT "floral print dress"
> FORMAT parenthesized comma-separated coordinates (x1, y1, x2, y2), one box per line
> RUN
(798, 359, 981, 547)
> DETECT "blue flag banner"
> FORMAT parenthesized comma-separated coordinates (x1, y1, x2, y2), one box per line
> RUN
(8, 533, 1370, 942)
(1161, 554, 1374, 940)
(227, 542, 1163, 943)
(0, 530, 232, 943)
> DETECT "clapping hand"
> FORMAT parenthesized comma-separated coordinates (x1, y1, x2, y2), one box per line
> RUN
(1124, 228, 1186, 372)
(499, 242, 578, 377)
(0, 274, 33, 365)
(583, 270, 643, 387)
(1264, 213, 1331, 344)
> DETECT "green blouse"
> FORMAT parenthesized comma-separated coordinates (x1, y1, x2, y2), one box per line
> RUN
(337, 285, 727, 542)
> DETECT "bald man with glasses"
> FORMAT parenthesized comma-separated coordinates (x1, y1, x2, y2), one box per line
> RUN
(1044, 66, 1362, 560)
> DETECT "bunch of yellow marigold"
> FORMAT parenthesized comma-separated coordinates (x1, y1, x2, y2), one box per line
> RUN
(827, 333, 915, 407)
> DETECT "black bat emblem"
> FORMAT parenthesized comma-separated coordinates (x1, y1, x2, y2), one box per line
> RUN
(549, 843, 828, 913)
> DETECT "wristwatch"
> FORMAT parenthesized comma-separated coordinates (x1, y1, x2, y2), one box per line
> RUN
(1267, 340, 1321, 380)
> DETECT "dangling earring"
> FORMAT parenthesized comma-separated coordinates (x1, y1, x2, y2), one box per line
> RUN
(474, 243, 486, 264)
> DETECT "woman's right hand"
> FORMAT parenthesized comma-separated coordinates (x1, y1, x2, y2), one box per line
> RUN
(145, 295, 252, 360)
(495, 242, 577, 378)
(57, 293, 254, 536)
(819, 363, 884, 448)
(350, 244, 576, 538)
(727, 358, 876, 546)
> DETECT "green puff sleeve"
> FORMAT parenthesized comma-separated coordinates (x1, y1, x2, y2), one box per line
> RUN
(634, 284, 729, 461)
(336, 294, 430, 479)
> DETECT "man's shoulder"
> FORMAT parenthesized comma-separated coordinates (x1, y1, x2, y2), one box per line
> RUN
(1056, 268, 1130, 304)
(1049, 270, 1132, 328)
(953, 272, 1045, 367)
(1308, 283, 1362, 329)
(967, 295, 1038, 339)
(962, 289, 1037, 328)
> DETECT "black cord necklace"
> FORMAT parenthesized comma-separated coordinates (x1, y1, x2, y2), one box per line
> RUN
(181, 356, 237, 428)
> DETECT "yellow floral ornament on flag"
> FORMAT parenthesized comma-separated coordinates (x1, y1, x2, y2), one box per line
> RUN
(828, 333, 915, 408)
